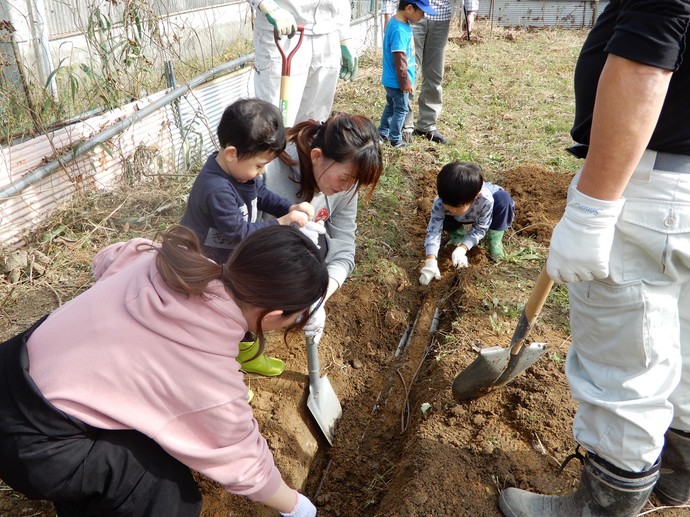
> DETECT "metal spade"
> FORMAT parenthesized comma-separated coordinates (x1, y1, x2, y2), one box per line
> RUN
(452, 265, 553, 401)
(306, 334, 342, 445)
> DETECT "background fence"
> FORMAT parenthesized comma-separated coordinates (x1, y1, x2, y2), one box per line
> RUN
(0, 0, 603, 250)
(479, 0, 607, 29)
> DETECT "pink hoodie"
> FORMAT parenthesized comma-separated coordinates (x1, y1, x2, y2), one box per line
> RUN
(26, 238, 283, 501)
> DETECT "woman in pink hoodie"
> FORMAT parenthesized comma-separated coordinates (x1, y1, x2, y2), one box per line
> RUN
(0, 225, 327, 517)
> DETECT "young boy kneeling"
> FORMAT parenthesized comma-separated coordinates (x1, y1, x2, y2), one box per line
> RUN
(420, 161, 515, 285)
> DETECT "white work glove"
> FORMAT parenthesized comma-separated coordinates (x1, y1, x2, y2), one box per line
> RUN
(280, 492, 316, 517)
(301, 221, 326, 249)
(304, 301, 326, 344)
(293, 212, 327, 249)
(547, 186, 625, 283)
(419, 258, 441, 285)
(258, 0, 297, 38)
(452, 246, 469, 268)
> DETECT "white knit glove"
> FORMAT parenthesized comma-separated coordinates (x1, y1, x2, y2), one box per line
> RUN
(304, 302, 326, 344)
(452, 247, 469, 268)
(280, 492, 316, 517)
(301, 221, 326, 249)
(258, 0, 297, 37)
(419, 258, 441, 285)
(293, 211, 326, 249)
(547, 186, 625, 283)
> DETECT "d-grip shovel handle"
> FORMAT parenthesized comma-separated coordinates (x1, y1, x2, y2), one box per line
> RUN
(274, 25, 304, 125)
(509, 265, 554, 356)
(273, 25, 305, 76)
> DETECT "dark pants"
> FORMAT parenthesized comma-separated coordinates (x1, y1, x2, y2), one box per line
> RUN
(0, 319, 202, 517)
(443, 189, 515, 232)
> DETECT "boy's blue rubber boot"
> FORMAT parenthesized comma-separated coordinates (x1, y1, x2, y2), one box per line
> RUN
(237, 337, 285, 377)
(487, 229, 506, 260)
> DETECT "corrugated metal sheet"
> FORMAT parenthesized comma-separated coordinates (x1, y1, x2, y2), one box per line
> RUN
(0, 66, 254, 249)
(44, 0, 113, 38)
(478, 1, 609, 28)
(176, 66, 255, 165)
(152, 0, 240, 16)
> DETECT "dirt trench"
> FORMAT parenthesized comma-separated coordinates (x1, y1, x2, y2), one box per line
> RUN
(2, 162, 686, 516)
(194, 163, 583, 517)
(201, 163, 688, 516)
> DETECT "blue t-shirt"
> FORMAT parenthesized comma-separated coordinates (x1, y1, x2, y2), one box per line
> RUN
(381, 17, 415, 89)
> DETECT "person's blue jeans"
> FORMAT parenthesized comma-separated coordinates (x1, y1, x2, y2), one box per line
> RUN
(378, 86, 410, 144)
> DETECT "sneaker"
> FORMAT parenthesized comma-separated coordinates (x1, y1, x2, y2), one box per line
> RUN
(390, 140, 408, 148)
(414, 129, 447, 144)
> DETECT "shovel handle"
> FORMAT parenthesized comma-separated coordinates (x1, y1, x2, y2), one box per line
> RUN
(274, 25, 305, 77)
(306, 335, 322, 393)
(509, 265, 554, 356)
(274, 26, 304, 125)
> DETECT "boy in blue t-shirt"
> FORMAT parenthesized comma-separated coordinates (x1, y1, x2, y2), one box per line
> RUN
(378, 0, 437, 148)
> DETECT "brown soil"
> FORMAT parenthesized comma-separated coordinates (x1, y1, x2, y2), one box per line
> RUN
(3, 163, 681, 517)
(2, 31, 686, 517)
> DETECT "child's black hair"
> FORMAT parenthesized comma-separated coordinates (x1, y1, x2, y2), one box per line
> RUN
(437, 162, 484, 207)
(398, 1, 418, 10)
(217, 98, 286, 160)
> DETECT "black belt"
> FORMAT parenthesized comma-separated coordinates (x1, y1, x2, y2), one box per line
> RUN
(654, 152, 690, 173)
(568, 146, 690, 174)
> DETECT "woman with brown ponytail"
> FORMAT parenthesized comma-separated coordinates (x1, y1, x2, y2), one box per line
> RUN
(260, 113, 384, 349)
(0, 225, 327, 517)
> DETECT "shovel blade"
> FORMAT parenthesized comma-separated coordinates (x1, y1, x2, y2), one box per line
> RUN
(494, 342, 547, 387)
(307, 374, 342, 445)
(452, 343, 548, 401)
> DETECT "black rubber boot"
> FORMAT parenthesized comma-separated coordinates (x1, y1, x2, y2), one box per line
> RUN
(654, 428, 690, 506)
(499, 450, 659, 516)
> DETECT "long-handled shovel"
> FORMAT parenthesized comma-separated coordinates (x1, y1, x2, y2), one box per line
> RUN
(306, 335, 342, 445)
(274, 25, 305, 126)
(452, 265, 553, 401)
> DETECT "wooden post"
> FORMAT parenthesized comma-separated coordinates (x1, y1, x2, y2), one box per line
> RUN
(490, 0, 496, 37)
